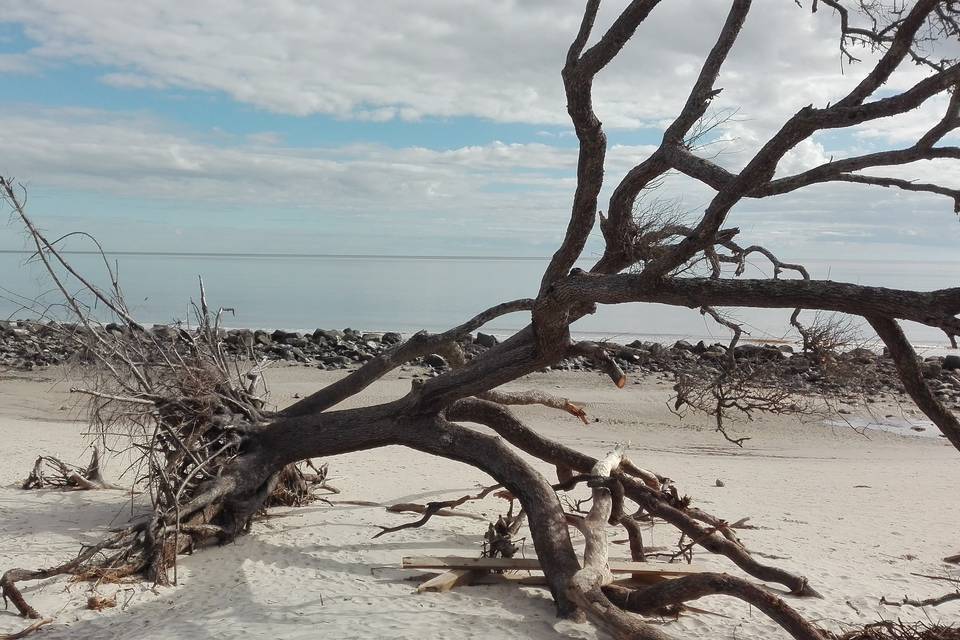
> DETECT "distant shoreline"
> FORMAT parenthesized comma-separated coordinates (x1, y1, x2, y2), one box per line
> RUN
(4, 248, 960, 266)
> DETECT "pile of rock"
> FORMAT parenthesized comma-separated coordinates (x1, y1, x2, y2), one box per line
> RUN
(4, 319, 960, 408)
(0, 320, 77, 369)
(0, 320, 500, 374)
(217, 327, 404, 368)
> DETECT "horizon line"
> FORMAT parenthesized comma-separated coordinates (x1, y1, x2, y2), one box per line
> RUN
(0, 249, 560, 261)
(0, 249, 958, 266)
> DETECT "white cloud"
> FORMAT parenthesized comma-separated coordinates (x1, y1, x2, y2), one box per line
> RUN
(0, 108, 570, 225)
(0, 51, 39, 73)
(0, 0, 927, 131)
(0, 3, 957, 260)
(0, 105, 956, 260)
(100, 71, 170, 89)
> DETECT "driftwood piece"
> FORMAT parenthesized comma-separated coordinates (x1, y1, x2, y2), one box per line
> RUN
(881, 592, 960, 608)
(880, 572, 960, 608)
(386, 503, 487, 522)
(563, 443, 674, 639)
(21, 449, 120, 491)
(374, 484, 502, 538)
(0, 619, 53, 640)
(416, 569, 483, 593)
(401, 556, 706, 577)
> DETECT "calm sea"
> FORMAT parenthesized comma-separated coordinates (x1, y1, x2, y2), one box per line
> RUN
(1, 251, 957, 347)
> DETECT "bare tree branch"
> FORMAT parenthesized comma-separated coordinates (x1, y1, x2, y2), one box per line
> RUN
(282, 297, 534, 416)
(868, 315, 960, 449)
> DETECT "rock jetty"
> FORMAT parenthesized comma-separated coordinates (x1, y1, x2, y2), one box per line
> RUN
(3, 320, 960, 409)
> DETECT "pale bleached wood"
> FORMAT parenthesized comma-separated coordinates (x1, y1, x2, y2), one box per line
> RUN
(402, 556, 705, 576)
(416, 569, 481, 593)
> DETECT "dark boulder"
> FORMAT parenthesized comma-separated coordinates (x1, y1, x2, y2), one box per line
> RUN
(476, 333, 499, 348)
(104, 322, 125, 336)
(152, 324, 179, 341)
(423, 353, 448, 369)
(734, 344, 785, 361)
(700, 347, 727, 362)
(844, 347, 876, 364)
(382, 332, 403, 345)
(648, 343, 668, 357)
(313, 328, 342, 343)
(271, 329, 294, 343)
(227, 329, 255, 348)
(921, 361, 942, 379)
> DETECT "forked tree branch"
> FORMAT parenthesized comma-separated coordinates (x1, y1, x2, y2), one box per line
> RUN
(539, 0, 664, 307)
(446, 398, 819, 595)
(551, 274, 960, 338)
(478, 389, 589, 424)
(281, 297, 534, 416)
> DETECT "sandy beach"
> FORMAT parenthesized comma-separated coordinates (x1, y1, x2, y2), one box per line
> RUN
(0, 365, 957, 639)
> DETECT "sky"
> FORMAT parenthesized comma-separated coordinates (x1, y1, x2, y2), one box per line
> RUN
(0, 1, 958, 263)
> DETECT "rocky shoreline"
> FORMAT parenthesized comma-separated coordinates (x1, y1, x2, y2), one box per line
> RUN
(4, 319, 960, 410)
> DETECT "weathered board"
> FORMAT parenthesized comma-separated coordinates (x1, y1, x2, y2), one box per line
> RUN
(402, 556, 707, 576)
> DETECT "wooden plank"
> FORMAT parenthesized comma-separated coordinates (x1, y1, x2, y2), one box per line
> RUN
(402, 556, 706, 576)
(456, 574, 681, 588)
(416, 569, 482, 593)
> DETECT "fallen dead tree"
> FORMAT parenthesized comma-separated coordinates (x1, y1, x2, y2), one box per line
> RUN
(3, 1, 960, 638)
(1, 190, 335, 616)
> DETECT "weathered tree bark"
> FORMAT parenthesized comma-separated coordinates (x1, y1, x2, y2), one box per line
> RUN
(603, 573, 826, 640)
(868, 316, 960, 451)
(448, 398, 821, 596)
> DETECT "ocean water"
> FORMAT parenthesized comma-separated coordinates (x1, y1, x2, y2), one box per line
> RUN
(1, 251, 958, 347)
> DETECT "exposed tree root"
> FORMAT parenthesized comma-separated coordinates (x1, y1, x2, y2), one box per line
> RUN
(21, 448, 119, 491)
(836, 622, 960, 640)
(1, 531, 134, 618)
(0, 207, 335, 615)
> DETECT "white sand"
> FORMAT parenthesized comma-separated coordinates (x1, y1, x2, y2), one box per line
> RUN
(0, 366, 957, 639)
